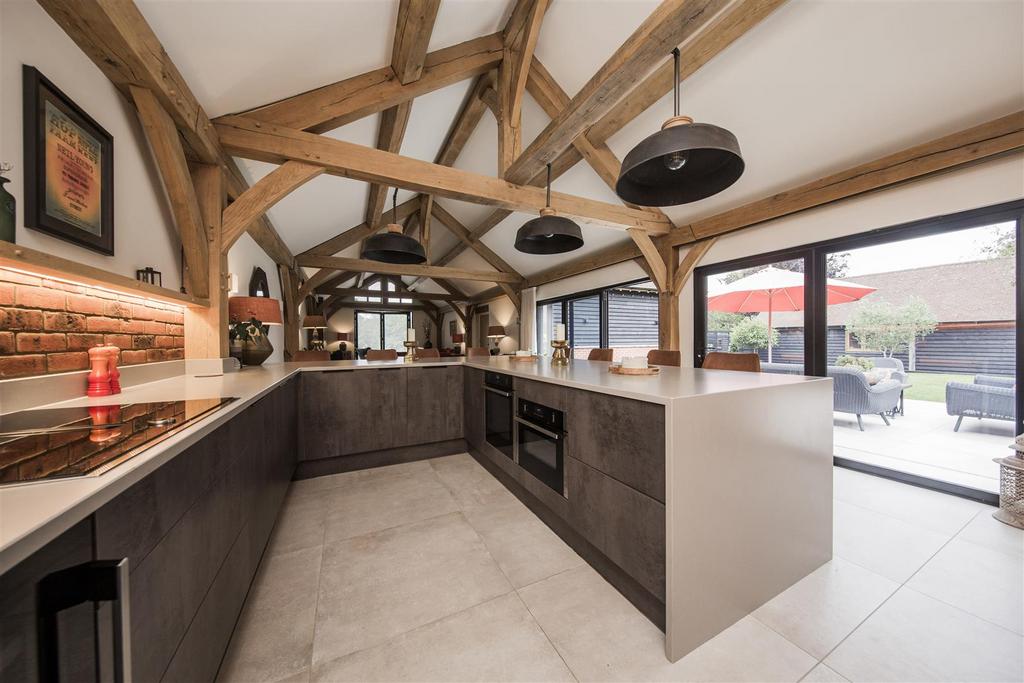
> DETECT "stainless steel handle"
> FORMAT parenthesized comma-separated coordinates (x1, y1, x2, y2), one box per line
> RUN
(484, 386, 512, 398)
(38, 558, 132, 683)
(514, 415, 562, 440)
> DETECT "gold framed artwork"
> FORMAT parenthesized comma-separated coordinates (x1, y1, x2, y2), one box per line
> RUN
(23, 66, 114, 255)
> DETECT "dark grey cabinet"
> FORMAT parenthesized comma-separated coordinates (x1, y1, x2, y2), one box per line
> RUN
(464, 367, 485, 450)
(565, 388, 666, 502)
(91, 377, 297, 683)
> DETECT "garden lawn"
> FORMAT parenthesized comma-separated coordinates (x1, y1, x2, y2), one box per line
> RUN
(903, 372, 974, 403)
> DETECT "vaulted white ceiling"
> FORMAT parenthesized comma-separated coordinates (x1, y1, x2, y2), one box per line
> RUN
(138, 0, 1024, 298)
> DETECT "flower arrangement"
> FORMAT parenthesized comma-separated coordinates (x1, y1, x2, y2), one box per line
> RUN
(229, 317, 269, 343)
(229, 317, 273, 366)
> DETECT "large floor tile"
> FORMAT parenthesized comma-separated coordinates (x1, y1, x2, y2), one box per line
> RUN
(833, 499, 951, 582)
(833, 468, 985, 535)
(429, 453, 519, 509)
(800, 664, 849, 682)
(218, 546, 322, 682)
(519, 565, 815, 682)
(312, 593, 574, 682)
(289, 460, 434, 495)
(957, 509, 1024, 558)
(825, 587, 1024, 683)
(312, 512, 512, 665)
(463, 496, 584, 588)
(754, 558, 899, 658)
(908, 537, 1024, 634)
(266, 489, 330, 556)
(322, 466, 460, 542)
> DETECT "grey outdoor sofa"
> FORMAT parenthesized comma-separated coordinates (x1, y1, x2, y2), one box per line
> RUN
(761, 362, 903, 430)
(945, 375, 1016, 432)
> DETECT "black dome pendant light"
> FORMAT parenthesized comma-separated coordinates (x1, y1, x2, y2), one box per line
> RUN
(361, 189, 426, 264)
(615, 47, 744, 207)
(514, 163, 584, 255)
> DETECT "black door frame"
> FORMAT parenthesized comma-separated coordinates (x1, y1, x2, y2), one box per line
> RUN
(354, 309, 412, 349)
(693, 200, 1024, 503)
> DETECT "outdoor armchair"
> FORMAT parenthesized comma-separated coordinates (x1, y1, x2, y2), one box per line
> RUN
(945, 375, 1016, 432)
(828, 366, 902, 431)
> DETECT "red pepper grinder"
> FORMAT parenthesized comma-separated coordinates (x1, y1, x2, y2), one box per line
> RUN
(106, 345, 121, 394)
(87, 346, 112, 397)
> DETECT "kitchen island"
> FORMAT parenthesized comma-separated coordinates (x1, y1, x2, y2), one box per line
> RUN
(0, 356, 832, 676)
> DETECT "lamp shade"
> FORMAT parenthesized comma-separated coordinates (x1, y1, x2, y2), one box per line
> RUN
(229, 296, 282, 325)
(487, 325, 506, 338)
(302, 315, 327, 329)
(514, 213, 584, 254)
(616, 122, 744, 206)
(336, 332, 352, 342)
(362, 224, 426, 264)
(452, 333, 464, 343)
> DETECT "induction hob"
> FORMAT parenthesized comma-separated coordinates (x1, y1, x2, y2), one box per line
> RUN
(0, 398, 236, 485)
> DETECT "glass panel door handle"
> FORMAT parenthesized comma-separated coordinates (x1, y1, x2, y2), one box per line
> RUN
(38, 558, 131, 683)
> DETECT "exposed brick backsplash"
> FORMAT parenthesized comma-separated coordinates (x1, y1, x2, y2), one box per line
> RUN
(0, 269, 185, 378)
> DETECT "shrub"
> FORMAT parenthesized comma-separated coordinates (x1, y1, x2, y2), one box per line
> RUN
(728, 317, 779, 352)
(836, 355, 874, 371)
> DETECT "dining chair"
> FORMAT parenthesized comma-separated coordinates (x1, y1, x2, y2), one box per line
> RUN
(587, 348, 614, 362)
(416, 348, 440, 359)
(365, 349, 398, 361)
(291, 350, 331, 362)
(702, 351, 761, 372)
(466, 347, 490, 358)
(647, 349, 681, 367)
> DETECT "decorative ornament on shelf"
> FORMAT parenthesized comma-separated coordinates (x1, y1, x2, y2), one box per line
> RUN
(514, 163, 583, 254)
(136, 267, 162, 287)
(405, 327, 416, 362)
(230, 317, 274, 366)
(616, 47, 744, 206)
(0, 162, 15, 244)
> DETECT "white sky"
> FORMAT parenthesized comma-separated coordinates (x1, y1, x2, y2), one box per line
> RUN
(842, 222, 1013, 277)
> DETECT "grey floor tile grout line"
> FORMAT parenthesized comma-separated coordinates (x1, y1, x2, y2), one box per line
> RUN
(832, 493, 985, 537)
(511, 588, 580, 683)
(811, 508, 987, 679)
(305, 502, 330, 681)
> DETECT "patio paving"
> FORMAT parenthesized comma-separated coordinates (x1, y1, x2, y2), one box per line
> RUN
(833, 398, 1015, 494)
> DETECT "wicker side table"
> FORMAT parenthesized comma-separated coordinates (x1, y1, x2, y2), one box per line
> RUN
(993, 444, 1024, 529)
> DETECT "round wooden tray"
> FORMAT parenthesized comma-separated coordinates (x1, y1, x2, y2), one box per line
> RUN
(509, 355, 539, 362)
(608, 364, 660, 375)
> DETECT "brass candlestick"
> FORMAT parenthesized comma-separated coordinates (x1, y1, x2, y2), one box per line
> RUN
(403, 341, 416, 362)
(551, 340, 569, 366)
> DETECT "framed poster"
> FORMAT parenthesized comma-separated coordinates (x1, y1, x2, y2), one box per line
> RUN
(23, 66, 114, 255)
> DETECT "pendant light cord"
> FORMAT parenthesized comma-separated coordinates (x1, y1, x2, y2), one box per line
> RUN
(392, 188, 398, 223)
(672, 47, 680, 117)
(545, 163, 552, 208)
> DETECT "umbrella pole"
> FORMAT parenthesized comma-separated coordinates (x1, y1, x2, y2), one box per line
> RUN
(767, 294, 773, 363)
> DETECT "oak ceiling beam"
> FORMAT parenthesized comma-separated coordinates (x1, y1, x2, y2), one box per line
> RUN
(627, 228, 668, 292)
(365, 103, 414, 229)
(222, 161, 324, 250)
(324, 287, 464, 302)
(391, 0, 442, 84)
(437, 72, 496, 167)
(130, 86, 210, 298)
(673, 237, 717, 296)
(502, 0, 733, 185)
(224, 32, 503, 134)
(420, 194, 434, 261)
(670, 108, 1024, 245)
(587, 0, 788, 144)
(216, 116, 672, 233)
(498, 0, 549, 174)
(297, 266, 345, 300)
(430, 202, 522, 277)
(314, 271, 361, 294)
(297, 255, 523, 284)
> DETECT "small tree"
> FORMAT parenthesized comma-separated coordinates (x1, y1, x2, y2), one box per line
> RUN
(707, 310, 746, 331)
(846, 296, 938, 358)
(728, 317, 779, 352)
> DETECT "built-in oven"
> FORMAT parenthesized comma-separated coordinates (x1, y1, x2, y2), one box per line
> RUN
(515, 398, 566, 497)
(483, 372, 514, 459)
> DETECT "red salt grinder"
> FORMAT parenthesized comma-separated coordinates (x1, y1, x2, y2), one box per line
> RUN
(87, 346, 112, 397)
(106, 346, 122, 394)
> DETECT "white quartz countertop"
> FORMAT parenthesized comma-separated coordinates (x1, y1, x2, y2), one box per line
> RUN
(0, 357, 827, 574)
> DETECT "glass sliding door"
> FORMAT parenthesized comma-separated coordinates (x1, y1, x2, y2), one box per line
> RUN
(536, 301, 563, 355)
(383, 313, 410, 352)
(699, 258, 808, 372)
(607, 281, 658, 362)
(693, 200, 1023, 501)
(356, 311, 382, 350)
(568, 295, 600, 359)
(825, 222, 1017, 494)
(355, 310, 412, 352)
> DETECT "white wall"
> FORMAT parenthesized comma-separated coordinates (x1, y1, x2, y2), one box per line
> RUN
(0, 0, 181, 289)
(227, 233, 285, 363)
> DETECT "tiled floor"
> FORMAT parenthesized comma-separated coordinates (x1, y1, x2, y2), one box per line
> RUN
(217, 455, 1024, 683)
(833, 398, 1014, 493)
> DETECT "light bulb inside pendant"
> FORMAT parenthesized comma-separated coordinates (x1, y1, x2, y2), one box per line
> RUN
(664, 150, 689, 171)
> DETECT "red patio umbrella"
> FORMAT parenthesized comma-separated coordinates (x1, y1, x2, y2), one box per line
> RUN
(707, 266, 876, 362)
